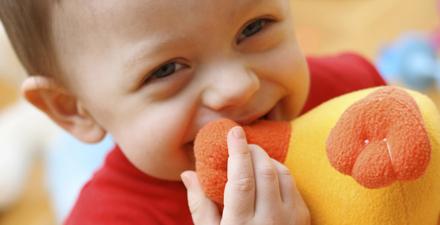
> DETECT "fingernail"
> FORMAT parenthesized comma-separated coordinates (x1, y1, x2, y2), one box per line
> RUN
(181, 172, 191, 189)
(232, 126, 245, 139)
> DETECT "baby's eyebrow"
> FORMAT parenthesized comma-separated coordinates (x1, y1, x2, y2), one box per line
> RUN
(219, 0, 267, 24)
(124, 36, 172, 72)
(124, 33, 191, 71)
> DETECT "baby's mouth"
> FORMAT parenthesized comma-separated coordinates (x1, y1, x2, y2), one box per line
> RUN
(185, 103, 283, 149)
(244, 103, 282, 125)
(239, 103, 282, 126)
(261, 111, 271, 120)
(266, 103, 284, 121)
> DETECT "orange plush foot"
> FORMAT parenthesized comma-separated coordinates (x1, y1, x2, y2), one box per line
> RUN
(327, 87, 431, 188)
(194, 119, 291, 204)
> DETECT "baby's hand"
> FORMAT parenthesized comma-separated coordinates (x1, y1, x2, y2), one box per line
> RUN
(181, 126, 310, 225)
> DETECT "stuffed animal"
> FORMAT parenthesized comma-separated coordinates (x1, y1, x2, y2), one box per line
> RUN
(194, 86, 440, 225)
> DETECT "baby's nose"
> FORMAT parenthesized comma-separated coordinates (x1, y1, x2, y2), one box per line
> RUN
(201, 65, 260, 110)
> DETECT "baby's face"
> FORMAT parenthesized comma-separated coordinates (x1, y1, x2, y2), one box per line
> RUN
(52, 0, 309, 180)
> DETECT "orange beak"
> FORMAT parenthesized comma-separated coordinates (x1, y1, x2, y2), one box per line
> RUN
(327, 87, 432, 189)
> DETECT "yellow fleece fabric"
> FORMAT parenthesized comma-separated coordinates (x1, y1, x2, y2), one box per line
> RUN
(285, 87, 440, 225)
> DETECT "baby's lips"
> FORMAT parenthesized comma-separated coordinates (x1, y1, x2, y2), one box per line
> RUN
(327, 87, 432, 189)
(194, 118, 291, 205)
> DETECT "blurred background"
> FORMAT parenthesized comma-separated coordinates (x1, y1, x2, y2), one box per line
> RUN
(0, 0, 439, 224)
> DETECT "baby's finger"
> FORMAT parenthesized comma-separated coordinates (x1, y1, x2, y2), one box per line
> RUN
(223, 126, 255, 221)
(271, 159, 296, 206)
(251, 145, 282, 213)
(181, 171, 221, 225)
(271, 159, 310, 223)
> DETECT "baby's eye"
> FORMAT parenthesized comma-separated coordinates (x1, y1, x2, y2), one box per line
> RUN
(150, 62, 185, 80)
(237, 18, 272, 44)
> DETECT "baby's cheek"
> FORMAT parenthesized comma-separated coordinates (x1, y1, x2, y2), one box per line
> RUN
(276, 47, 309, 114)
(111, 112, 180, 157)
(114, 118, 195, 178)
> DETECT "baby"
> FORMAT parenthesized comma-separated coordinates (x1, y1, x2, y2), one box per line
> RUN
(0, 0, 385, 224)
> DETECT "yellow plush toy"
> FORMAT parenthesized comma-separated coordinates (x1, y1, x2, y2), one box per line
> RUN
(194, 86, 440, 225)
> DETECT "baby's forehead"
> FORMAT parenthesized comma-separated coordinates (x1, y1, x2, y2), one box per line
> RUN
(53, 0, 277, 47)
(59, 0, 269, 27)
(51, 0, 285, 76)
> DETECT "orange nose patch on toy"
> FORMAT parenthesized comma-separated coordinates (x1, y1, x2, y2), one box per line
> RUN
(327, 87, 432, 189)
(194, 119, 291, 204)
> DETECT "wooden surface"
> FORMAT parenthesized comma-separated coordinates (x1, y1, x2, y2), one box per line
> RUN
(0, 0, 438, 225)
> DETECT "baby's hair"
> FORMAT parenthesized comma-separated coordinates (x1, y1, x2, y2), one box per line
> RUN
(0, 0, 60, 77)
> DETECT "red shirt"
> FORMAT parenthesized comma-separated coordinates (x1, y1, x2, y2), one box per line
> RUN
(65, 53, 386, 225)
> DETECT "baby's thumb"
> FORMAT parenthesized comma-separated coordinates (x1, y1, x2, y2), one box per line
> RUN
(181, 171, 221, 225)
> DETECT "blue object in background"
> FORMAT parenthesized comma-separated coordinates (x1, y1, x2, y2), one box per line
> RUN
(377, 44, 401, 82)
(45, 132, 113, 224)
(399, 36, 437, 90)
(435, 59, 440, 89)
(377, 34, 437, 90)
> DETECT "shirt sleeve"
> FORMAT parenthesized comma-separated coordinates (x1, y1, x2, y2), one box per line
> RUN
(301, 52, 386, 114)
(64, 147, 193, 225)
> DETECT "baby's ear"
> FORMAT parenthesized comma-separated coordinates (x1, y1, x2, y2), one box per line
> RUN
(21, 76, 106, 143)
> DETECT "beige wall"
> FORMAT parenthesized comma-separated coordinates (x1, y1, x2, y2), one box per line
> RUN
(0, 24, 22, 108)
(292, 0, 439, 59)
